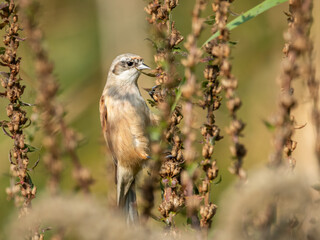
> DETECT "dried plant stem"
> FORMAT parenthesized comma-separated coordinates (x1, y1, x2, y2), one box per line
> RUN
(210, 0, 246, 179)
(181, 0, 220, 234)
(144, 0, 184, 229)
(20, 0, 93, 194)
(0, 0, 36, 215)
(180, 0, 204, 230)
(270, 0, 311, 168)
(190, 2, 229, 234)
(181, 0, 205, 164)
(299, 1, 320, 167)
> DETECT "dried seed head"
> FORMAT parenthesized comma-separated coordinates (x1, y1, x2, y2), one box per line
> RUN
(226, 97, 242, 112)
(165, 0, 179, 10)
(207, 161, 219, 180)
(159, 160, 181, 178)
(200, 202, 217, 226)
(6, 104, 14, 117)
(168, 22, 184, 48)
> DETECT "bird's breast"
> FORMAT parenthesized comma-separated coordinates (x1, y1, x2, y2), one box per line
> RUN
(105, 90, 151, 170)
(107, 94, 150, 125)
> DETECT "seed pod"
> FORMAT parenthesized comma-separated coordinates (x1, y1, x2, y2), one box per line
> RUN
(13, 123, 19, 132)
(176, 149, 183, 161)
(6, 104, 13, 117)
(31, 186, 37, 196)
(13, 15, 18, 23)
(202, 144, 209, 158)
(19, 139, 25, 149)
(22, 158, 28, 166)
(201, 126, 207, 136)
(173, 134, 181, 143)
(208, 145, 214, 156)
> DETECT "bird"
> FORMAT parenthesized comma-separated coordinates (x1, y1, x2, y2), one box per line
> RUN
(99, 53, 155, 224)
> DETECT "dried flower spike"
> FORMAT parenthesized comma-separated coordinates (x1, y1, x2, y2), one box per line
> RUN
(20, 0, 93, 194)
(0, 0, 36, 214)
(144, 0, 184, 229)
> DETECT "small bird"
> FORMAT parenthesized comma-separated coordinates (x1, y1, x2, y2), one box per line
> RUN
(99, 53, 154, 223)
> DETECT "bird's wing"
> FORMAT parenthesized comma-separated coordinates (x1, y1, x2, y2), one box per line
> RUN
(100, 94, 118, 183)
(99, 95, 108, 142)
(100, 95, 118, 165)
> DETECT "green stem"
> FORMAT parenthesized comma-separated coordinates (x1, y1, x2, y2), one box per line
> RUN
(202, 0, 288, 47)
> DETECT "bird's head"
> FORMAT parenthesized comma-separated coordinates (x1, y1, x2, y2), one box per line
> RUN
(108, 53, 150, 85)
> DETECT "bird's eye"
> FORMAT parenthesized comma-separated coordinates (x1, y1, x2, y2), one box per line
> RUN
(127, 61, 134, 67)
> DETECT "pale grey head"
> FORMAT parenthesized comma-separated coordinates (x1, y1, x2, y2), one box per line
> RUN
(107, 53, 150, 85)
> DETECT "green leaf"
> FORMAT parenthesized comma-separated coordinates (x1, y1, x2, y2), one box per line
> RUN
(202, 0, 289, 47)
(0, 47, 5, 55)
(172, 46, 181, 52)
(201, 80, 209, 88)
(204, 14, 216, 25)
(213, 174, 222, 185)
(171, 77, 186, 113)
(209, 136, 216, 146)
(263, 119, 276, 131)
(25, 144, 38, 153)
(147, 99, 157, 107)
(26, 173, 34, 188)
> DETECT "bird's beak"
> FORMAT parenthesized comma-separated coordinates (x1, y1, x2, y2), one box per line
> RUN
(137, 63, 151, 70)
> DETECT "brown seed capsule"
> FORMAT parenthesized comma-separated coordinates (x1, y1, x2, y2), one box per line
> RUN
(6, 105, 13, 117)
(207, 162, 219, 180)
(173, 135, 181, 143)
(201, 126, 207, 136)
(19, 139, 25, 149)
(1, 81, 6, 88)
(202, 144, 209, 158)
(13, 25, 19, 34)
(172, 165, 181, 177)
(3, 35, 10, 45)
(23, 158, 29, 166)
(177, 115, 183, 123)
(199, 180, 209, 194)
(8, 123, 13, 132)
(9, 2, 15, 12)
(13, 124, 19, 132)
(13, 15, 18, 23)
(171, 147, 177, 158)
(31, 186, 37, 196)
(8, 79, 13, 87)
(208, 145, 214, 156)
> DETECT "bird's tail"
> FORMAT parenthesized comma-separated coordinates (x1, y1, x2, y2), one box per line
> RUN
(124, 182, 139, 224)
(117, 167, 139, 224)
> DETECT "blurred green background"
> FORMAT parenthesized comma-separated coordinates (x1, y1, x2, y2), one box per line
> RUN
(0, 0, 319, 236)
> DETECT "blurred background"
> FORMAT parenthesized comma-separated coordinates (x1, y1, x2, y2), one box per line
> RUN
(0, 0, 319, 235)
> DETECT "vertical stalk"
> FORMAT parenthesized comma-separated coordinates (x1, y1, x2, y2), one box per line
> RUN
(212, 0, 246, 178)
(20, 0, 94, 194)
(0, 0, 36, 216)
(270, 0, 311, 169)
(144, 0, 184, 230)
